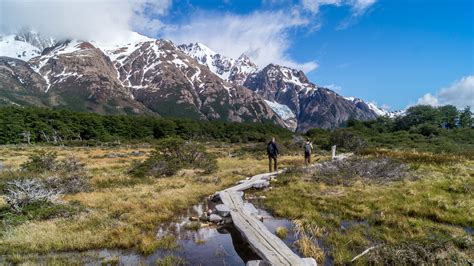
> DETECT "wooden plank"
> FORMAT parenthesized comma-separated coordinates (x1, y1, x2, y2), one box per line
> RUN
(218, 170, 317, 266)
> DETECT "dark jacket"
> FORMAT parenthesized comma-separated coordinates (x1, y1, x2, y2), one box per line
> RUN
(267, 142, 279, 157)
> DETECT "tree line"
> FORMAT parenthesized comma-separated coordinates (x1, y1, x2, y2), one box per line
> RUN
(0, 107, 292, 145)
(307, 105, 473, 155)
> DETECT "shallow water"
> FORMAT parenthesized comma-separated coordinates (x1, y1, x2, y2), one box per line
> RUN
(11, 196, 301, 265)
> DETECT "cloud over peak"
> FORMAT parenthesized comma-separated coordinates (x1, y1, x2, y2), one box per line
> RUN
(163, 10, 319, 72)
(0, 0, 171, 42)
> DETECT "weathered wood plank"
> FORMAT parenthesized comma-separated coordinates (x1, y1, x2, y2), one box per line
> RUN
(218, 170, 317, 266)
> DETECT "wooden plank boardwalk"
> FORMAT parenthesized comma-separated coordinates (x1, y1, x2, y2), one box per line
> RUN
(218, 171, 317, 266)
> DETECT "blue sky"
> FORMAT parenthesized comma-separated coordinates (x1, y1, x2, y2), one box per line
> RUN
(2, 0, 473, 110)
(157, 0, 474, 110)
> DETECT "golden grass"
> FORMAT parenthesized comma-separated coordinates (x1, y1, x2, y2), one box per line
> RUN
(0, 144, 302, 255)
(263, 154, 474, 264)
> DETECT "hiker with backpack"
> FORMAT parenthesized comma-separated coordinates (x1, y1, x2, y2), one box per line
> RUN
(267, 137, 279, 172)
(304, 139, 313, 166)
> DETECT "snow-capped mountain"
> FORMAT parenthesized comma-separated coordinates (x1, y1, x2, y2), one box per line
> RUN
(178, 43, 258, 85)
(344, 97, 404, 118)
(0, 31, 284, 125)
(241, 64, 378, 130)
(0, 31, 56, 61)
(0, 30, 385, 131)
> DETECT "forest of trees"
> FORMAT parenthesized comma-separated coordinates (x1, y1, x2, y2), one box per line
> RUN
(0, 107, 293, 145)
(307, 105, 473, 155)
(0, 105, 472, 155)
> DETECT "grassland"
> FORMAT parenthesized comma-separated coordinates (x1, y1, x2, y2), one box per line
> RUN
(0, 144, 472, 265)
(261, 150, 474, 264)
(0, 144, 300, 258)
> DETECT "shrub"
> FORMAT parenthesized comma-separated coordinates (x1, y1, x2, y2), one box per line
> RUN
(330, 129, 367, 152)
(129, 137, 218, 178)
(20, 150, 58, 172)
(311, 157, 412, 185)
(1, 200, 83, 225)
(44, 157, 91, 193)
(17, 152, 91, 194)
(4, 179, 60, 212)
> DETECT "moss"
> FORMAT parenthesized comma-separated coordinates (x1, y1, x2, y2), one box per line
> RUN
(275, 226, 288, 239)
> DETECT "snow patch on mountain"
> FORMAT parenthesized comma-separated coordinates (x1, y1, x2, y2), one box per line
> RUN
(344, 96, 404, 118)
(178, 42, 234, 80)
(91, 31, 153, 62)
(264, 100, 296, 120)
(178, 42, 258, 84)
(0, 35, 42, 61)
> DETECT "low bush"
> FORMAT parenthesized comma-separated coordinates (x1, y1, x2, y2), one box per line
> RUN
(4, 179, 60, 212)
(311, 157, 412, 185)
(44, 157, 91, 193)
(0, 200, 83, 226)
(330, 129, 367, 152)
(20, 150, 58, 172)
(130, 137, 218, 178)
(1, 152, 90, 213)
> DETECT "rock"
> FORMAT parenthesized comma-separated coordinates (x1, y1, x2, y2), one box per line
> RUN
(209, 214, 223, 223)
(199, 213, 208, 222)
(215, 204, 231, 217)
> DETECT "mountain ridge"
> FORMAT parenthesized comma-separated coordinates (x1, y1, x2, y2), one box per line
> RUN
(0, 30, 395, 131)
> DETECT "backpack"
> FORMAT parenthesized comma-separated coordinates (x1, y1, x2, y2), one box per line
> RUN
(267, 143, 275, 155)
(304, 143, 312, 153)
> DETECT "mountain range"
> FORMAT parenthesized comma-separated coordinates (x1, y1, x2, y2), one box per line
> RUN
(0, 31, 395, 132)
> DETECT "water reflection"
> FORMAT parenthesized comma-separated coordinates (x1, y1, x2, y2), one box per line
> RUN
(8, 197, 300, 265)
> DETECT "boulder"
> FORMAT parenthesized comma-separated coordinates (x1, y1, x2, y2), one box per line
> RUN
(209, 214, 223, 223)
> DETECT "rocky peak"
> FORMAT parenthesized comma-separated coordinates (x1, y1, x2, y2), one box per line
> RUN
(244, 64, 378, 131)
(15, 31, 57, 52)
(228, 54, 258, 85)
(178, 43, 260, 85)
(178, 42, 234, 79)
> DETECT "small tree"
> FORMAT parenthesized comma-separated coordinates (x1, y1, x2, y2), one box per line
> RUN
(438, 105, 459, 129)
(130, 137, 217, 177)
(459, 106, 472, 128)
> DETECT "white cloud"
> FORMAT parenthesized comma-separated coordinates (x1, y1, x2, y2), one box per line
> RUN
(301, 0, 341, 13)
(350, 0, 377, 15)
(0, 0, 171, 42)
(163, 10, 319, 73)
(301, 0, 375, 15)
(416, 75, 474, 109)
